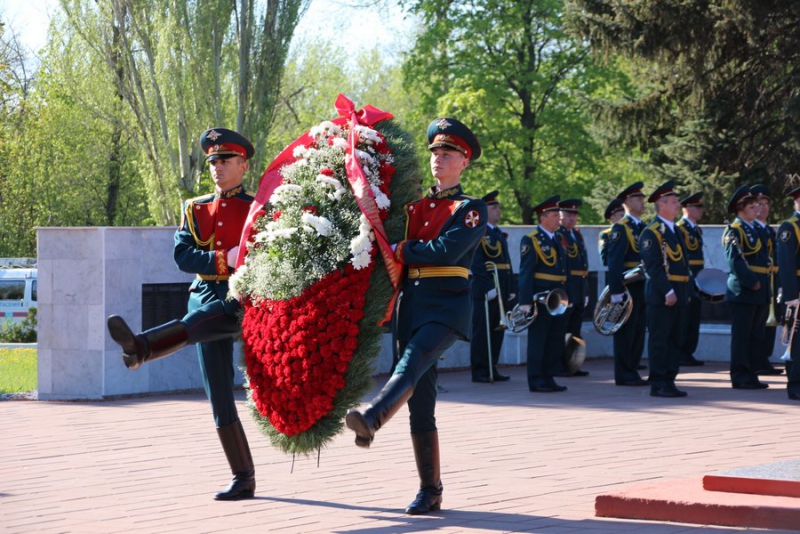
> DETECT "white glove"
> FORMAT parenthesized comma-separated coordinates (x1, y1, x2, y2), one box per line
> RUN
(227, 246, 240, 268)
(391, 243, 397, 252)
(518, 304, 532, 314)
(487, 289, 498, 301)
(787, 299, 800, 307)
(584, 295, 590, 307)
(610, 293, 624, 304)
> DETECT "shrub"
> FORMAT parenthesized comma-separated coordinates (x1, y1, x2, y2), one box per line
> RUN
(0, 308, 37, 343)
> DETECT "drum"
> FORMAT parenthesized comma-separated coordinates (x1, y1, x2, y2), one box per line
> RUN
(694, 268, 727, 303)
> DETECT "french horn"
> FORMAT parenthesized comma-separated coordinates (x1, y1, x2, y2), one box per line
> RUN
(506, 288, 569, 333)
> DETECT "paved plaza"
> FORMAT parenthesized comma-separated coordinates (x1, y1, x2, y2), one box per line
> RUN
(3, 358, 799, 533)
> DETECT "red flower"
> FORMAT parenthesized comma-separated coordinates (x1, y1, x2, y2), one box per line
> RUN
(319, 167, 335, 177)
(273, 211, 282, 221)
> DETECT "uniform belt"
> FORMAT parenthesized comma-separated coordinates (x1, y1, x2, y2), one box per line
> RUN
(749, 266, 770, 274)
(771, 266, 779, 274)
(407, 266, 469, 279)
(667, 274, 690, 283)
(570, 270, 588, 277)
(688, 259, 705, 266)
(197, 274, 230, 281)
(623, 261, 639, 268)
(487, 262, 511, 270)
(534, 273, 567, 282)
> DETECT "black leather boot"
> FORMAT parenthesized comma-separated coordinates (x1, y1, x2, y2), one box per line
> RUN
(107, 316, 188, 370)
(345, 374, 414, 448)
(215, 419, 256, 501)
(405, 430, 443, 515)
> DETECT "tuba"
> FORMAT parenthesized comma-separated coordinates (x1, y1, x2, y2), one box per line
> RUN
(593, 265, 644, 336)
(506, 288, 569, 333)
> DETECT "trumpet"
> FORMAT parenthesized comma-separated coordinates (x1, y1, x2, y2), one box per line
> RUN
(506, 288, 569, 333)
(781, 303, 799, 362)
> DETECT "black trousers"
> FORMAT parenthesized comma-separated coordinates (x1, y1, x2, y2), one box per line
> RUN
(470, 297, 505, 380)
(729, 301, 768, 386)
(647, 303, 688, 389)
(681, 293, 702, 359)
(526, 310, 567, 389)
(613, 282, 646, 382)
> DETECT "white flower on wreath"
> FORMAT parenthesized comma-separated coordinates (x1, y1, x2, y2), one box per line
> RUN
(301, 212, 335, 237)
(350, 214, 375, 270)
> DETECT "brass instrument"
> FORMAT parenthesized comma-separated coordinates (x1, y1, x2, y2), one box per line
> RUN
(486, 262, 512, 332)
(506, 288, 569, 333)
(593, 265, 644, 336)
(766, 256, 779, 327)
(781, 303, 799, 362)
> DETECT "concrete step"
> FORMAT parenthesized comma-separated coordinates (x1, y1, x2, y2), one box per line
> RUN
(703, 459, 800, 498)
(595, 476, 800, 531)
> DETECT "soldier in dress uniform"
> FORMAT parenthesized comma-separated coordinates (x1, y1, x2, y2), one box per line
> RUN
(723, 185, 771, 390)
(751, 184, 783, 375)
(470, 190, 514, 383)
(599, 198, 625, 268)
(608, 182, 649, 386)
(639, 181, 693, 397)
(676, 192, 706, 367)
(519, 195, 569, 393)
(346, 117, 486, 515)
(778, 185, 800, 400)
(107, 128, 258, 500)
(556, 199, 590, 377)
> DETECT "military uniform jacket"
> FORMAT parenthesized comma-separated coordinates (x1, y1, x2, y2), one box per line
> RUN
(558, 226, 589, 306)
(519, 227, 568, 305)
(676, 217, 704, 276)
(174, 186, 254, 307)
(639, 218, 693, 306)
(394, 184, 488, 340)
(598, 227, 612, 267)
(722, 218, 770, 304)
(607, 215, 645, 294)
(777, 213, 800, 302)
(470, 224, 515, 303)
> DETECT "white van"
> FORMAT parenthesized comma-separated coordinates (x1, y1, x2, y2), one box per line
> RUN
(0, 263, 38, 325)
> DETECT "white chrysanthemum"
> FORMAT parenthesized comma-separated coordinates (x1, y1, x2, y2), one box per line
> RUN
(309, 121, 342, 139)
(269, 184, 303, 205)
(371, 185, 391, 210)
(301, 212, 335, 237)
(349, 214, 375, 269)
(331, 137, 348, 150)
(292, 145, 309, 159)
(228, 264, 247, 301)
(355, 125, 381, 145)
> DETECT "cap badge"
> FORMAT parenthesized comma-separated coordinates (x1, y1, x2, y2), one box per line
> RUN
(436, 118, 452, 130)
(206, 130, 222, 141)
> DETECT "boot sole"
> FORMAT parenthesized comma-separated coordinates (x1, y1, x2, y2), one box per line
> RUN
(107, 316, 143, 370)
(344, 411, 374, 448)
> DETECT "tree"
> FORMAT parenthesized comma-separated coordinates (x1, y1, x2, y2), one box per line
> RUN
(57, 0, 309, 225)
(566, 0, 800, 221)
(401, 0, 628, 223)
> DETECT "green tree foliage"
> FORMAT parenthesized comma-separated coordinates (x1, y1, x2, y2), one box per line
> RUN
(401, 0, 629, 223)
(566, 0, 800, 222)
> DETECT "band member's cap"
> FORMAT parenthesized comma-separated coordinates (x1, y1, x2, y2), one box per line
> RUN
(617, 181, 645, 201)
(558, 198, 582, 213)
(750, 184, 771, 199)
(604, 198, 624, 220)
(533, 195, 561, 216)
(647, 180, 678, 203)
(727, 185, 753, 214)
(680, 192, 704, 207)
(200, 128, 255, 161)
(427, 117, 482, 161)
(482, 190, 499, 205)
(789, 185, 800, 200)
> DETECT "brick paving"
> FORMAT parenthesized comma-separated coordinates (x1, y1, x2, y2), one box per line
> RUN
(2, 358, 799, 533)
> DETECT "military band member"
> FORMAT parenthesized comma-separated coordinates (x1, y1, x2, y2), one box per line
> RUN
(676, 192, 705, 367)
(557, 198, 590, 377)
(519, 196, 569, 392)
(723, 185, 771, 390)
(639, 181, 693, 397)
(778, 186, 800, 400)
(470, 190, 514, 383)
(608, 182, 649, 386)
(107, 128, 258, 500)
(346, 117, 486, 514)
(752, 184, 783, 375)
(599, 198, 625, 268)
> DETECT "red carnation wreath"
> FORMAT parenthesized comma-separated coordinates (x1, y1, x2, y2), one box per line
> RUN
(230, 95, 421, 454)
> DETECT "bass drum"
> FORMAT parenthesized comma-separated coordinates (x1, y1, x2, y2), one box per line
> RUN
(694, 268, 727, 303)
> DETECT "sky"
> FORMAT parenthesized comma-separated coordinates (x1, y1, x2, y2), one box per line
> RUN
(0, 0, 416, 60)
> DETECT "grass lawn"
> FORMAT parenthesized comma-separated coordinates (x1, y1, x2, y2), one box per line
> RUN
(0, 348, 37, 394)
